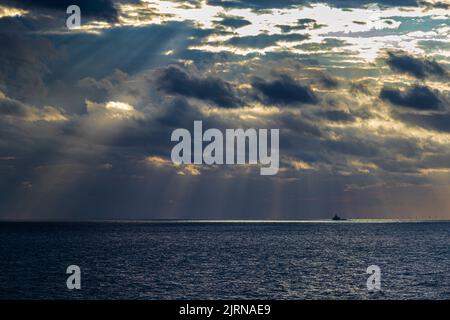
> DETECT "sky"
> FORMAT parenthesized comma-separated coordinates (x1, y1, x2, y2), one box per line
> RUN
(0, 0, 449, 220)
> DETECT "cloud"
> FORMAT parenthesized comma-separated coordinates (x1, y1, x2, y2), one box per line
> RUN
(295, 38, 348, 52)
(215, 16, 251, 29)
(224, 33, 309, 48)
(207, 0, 420, 10)
(77, 69, 145, 107)
(86, 100, 142, 120)
(290, 159, 313, 171)
(252, 74, 317, 106)
(156, 65, 241, 108)
(397, 112, 450, 133)
(420, 1, 450, 10)
(0, 91, 31, 118)
(6, 0, 118, 21)
(380, 85, 445, 111)
(146, 155, 201, 176)
(386, 51, 448, 80)
(78, 69, 130, 93)
(316, 75, 340, 89)
(316, 110, 355, 122)
(157, 97, 204, 128)
(324, 139, 380, 158)
(0, 91, 67, 121)
(277, 18, 326, 33)
(0, 22, 59, 101)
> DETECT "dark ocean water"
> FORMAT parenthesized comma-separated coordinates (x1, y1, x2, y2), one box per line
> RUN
(0, 221, 449, 299)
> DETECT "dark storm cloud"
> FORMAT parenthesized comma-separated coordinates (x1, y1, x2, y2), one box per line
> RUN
(252, 75, 317, 105)
(386, 51, 448, 80)
(316, 75, 340, 89)
(382, 137, 423, 158)
(156, 65, 241, 108)
(421, 152, 450, 170)
(5, 0, 118, 21)
(276, 112, 323, 138)
(0, 18, 58, 101)
(397, 112, 450, 133)
(225, 33, 309, 48)
(215, 16, 251, 29)
(380, 85, 445, 111)
(324, 139, 380, 158)
(316, 110, 354, 122)
(0, 93, 31, 118)
(157, 96, 203, 128)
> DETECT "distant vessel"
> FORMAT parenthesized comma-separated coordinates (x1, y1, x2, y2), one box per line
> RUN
(332, 214, 347, 221)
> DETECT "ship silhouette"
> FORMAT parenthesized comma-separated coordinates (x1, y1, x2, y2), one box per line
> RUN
(332, 214, 347, 221)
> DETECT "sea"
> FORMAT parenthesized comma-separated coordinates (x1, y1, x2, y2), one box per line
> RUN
(0, 220, 448, 299)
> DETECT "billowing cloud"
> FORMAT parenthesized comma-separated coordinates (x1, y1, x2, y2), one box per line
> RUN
(380, 85, 446, 111)
(386, 51, 448, 80)
(252, 75, 317, 106)
(156, 65, 241, 108)
(0, 91, 67, 121)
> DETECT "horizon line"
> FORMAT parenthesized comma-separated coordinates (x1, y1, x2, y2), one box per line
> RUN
(1, 218, 449, 223)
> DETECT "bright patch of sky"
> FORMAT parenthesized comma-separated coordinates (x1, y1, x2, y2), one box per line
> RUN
(114, 1, 449, 61)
